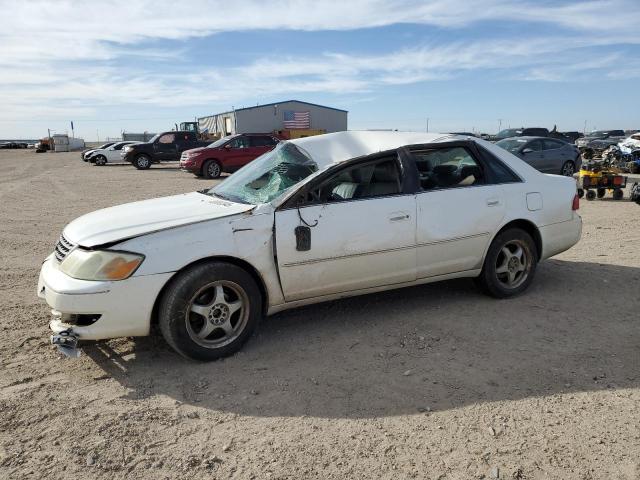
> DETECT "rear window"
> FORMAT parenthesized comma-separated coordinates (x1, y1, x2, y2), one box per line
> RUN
(477, 145, 521, 184)
(543, 139, 565, 150)
(411, 147, 484, 190)
(250, 136, 277, 147)
(523, 128, 548, 136)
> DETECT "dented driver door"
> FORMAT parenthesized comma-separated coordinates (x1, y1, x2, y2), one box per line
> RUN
(274, 195, 417, 302)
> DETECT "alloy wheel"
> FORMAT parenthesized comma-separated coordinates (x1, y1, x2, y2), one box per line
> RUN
(208, 162, 221, 178)
(495, 240, 531, 289)
(562, 162, 575, 176)
(185, 280, 249, 349)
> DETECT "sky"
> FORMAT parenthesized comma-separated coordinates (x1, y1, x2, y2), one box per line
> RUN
(1, 0, 639, 140)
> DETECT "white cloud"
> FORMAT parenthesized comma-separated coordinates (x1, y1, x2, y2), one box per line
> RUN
(0, 0, 639, 136)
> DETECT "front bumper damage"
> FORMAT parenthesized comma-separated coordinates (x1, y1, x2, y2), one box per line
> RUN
(37, 256, 174, 357)
(50, 328, 81, 358)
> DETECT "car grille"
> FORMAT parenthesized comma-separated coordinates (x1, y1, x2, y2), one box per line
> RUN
(54, 234, 75, 263)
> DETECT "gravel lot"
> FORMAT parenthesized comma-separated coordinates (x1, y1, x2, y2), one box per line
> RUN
(1, 149, 639, 480)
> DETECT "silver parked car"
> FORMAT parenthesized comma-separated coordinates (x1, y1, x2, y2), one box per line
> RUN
(495, 137, 581, 176)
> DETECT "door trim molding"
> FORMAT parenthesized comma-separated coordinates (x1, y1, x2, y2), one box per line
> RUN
(416, 231, 490, 248)
(281, 243, 415, 267)
(281, 232, 490, 268)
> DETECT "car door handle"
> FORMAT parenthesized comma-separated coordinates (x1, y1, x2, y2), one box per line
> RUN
(389, 213, 410, 222)
(486, 198, 500, 207)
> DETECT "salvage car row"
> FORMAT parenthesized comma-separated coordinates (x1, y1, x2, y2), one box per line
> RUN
(81, 131, 281, 178)
(78, 127, 638, 182)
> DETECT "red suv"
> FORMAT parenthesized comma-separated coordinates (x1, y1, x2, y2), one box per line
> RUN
(180, 133, 280, 178)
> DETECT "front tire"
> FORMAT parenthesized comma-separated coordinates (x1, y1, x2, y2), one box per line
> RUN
(475, 228, 538, 298)
(159, 262, 262, 361)
(134, 154, 151, 170)
(203, 160, 222, 179)
(94, 155, 107, 166)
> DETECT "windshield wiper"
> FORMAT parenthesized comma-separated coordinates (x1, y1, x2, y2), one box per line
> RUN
(213, 192, 252, 204)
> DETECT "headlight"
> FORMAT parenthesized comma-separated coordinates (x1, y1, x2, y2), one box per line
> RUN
(123, 146, 132, 152)
(59, 249, 144, 281)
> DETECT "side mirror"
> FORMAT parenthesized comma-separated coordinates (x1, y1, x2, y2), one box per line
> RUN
(521, 148, 534, 154)
(224, 144, 231, 149)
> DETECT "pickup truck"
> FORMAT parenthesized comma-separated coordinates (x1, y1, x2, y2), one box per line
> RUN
(122, 131, 210, 169)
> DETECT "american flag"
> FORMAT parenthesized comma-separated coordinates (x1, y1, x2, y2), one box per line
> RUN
(283, 110, 310, 129)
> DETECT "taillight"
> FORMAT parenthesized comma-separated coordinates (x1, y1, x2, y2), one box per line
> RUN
(572, 193, 580, 210)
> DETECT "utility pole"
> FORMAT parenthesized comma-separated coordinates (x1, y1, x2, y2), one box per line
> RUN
(583, 120, 587, 134)
(498, 119, 503, 133)
(426, 118, 430, 132)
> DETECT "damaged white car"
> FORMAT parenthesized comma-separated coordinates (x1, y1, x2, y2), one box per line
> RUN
(38, 131, 582, 360)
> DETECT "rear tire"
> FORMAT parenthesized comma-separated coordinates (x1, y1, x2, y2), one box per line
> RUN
(159, 262, 262, 361)
(597, 188, 606, 199)
(134, 154, 151, 170)
(586, 190, 596, 200)
(560, 161, 575, 176)
(203, 160, 222, 179)
(475, 228, 538, 298)
(612, 189, 624, 200)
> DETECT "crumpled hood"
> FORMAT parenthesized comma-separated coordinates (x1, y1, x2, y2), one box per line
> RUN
(64, 192, 254, 247)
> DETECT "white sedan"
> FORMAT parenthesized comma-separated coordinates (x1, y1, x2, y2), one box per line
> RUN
(85, 141, 140, 165)
(38, 131, 581, 360)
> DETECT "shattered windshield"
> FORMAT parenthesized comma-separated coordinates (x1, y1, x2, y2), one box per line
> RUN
(205, 142, 317, 205)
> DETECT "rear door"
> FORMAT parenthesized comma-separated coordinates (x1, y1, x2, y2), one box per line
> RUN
(409, 144, 506, 278)
(520, 139, 545, 172)
(542, 139, 569, 173)
(247, 135, 278, 165)
(274, 154, 417, 301)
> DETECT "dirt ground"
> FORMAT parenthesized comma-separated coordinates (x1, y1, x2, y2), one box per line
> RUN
(0, 149, 639, 480)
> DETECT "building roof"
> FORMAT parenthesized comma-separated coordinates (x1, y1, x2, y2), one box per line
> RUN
(198, 100, 348, 120)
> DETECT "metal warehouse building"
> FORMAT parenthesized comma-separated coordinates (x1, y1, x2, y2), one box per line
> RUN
(198, 100, 348, 137)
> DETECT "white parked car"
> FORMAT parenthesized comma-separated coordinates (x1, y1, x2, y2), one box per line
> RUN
(38, 131, 581, 360)
(85, 141, 140, 165)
